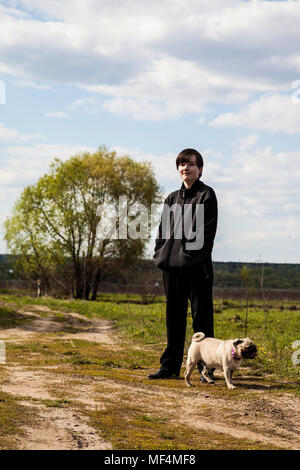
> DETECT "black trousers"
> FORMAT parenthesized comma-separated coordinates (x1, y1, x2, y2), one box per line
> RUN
(160, 260, 214, 374)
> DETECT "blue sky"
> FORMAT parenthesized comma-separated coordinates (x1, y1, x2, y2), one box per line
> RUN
(1, 0, 300, 263)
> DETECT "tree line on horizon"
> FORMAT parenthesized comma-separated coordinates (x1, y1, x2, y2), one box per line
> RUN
(1, 254, 300, 291)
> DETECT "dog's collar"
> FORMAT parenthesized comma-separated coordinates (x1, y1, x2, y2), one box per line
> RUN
(232, 347, 241, 360)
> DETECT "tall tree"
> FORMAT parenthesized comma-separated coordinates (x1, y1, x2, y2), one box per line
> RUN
(4, 147, 161, 299)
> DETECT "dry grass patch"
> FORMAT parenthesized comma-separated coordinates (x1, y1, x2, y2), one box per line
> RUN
(88, 399, 282, 450)
(0, 391, 39, 449)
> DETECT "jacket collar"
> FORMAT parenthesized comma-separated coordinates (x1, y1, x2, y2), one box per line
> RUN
(179, 178, 203, 199)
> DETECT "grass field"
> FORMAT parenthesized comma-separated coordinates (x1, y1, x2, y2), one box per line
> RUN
(0, 291, 299, 450)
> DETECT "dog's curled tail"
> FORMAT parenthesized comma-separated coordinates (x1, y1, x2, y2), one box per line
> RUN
(192, 332, 205, 342)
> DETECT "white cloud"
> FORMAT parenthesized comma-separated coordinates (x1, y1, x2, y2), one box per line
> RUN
(234, 134, 259, 151)
(0, 122, 45, 142)
(0, 143, 97, 189)
(0, 0, 299, 121)
(44, 111, 70, 118)
(211, 146, 300, 262)
(110, 145, 178, 189)
(197, 117, 206, 125)
(68, 97, 102, 113)
(3, 142, 96, 161)
(209, 93, 300, 134)
(85, 56, 278, 120)
(13, 79, 51, 90)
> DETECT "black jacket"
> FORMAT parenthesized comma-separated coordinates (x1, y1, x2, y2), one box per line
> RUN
(153, 179, 218, 271)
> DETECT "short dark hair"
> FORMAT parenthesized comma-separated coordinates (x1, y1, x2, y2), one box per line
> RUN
(176, 148, 203, 170)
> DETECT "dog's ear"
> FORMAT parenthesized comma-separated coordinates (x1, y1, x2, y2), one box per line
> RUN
(233, 339, 243, 346)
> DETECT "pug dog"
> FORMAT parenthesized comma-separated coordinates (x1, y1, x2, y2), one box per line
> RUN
(185, 332, 257, 389)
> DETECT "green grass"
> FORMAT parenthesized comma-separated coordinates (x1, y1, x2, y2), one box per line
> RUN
(0, 305, 34, 328)
(42, 398, 71, 408)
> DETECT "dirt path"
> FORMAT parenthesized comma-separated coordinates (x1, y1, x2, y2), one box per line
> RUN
(0, 304, 113, 450)
(0, 303, 299, 450)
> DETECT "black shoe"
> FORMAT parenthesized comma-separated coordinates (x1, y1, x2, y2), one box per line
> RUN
(199, 369, 217, 383)
(208, 369, 217, 381)
(148, 368, 180, 380)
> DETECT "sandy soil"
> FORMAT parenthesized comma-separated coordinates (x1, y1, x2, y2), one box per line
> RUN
(0, 303, 299, 450)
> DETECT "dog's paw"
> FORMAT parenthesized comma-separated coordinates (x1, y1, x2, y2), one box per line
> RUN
(227, 384, 236, 389)
(202, 376, 214, 384)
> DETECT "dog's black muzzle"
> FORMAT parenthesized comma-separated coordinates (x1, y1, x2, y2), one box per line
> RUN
(242, 344, 257, 359)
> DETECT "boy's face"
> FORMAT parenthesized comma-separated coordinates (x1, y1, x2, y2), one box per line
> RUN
(178, 155, 202, 188)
